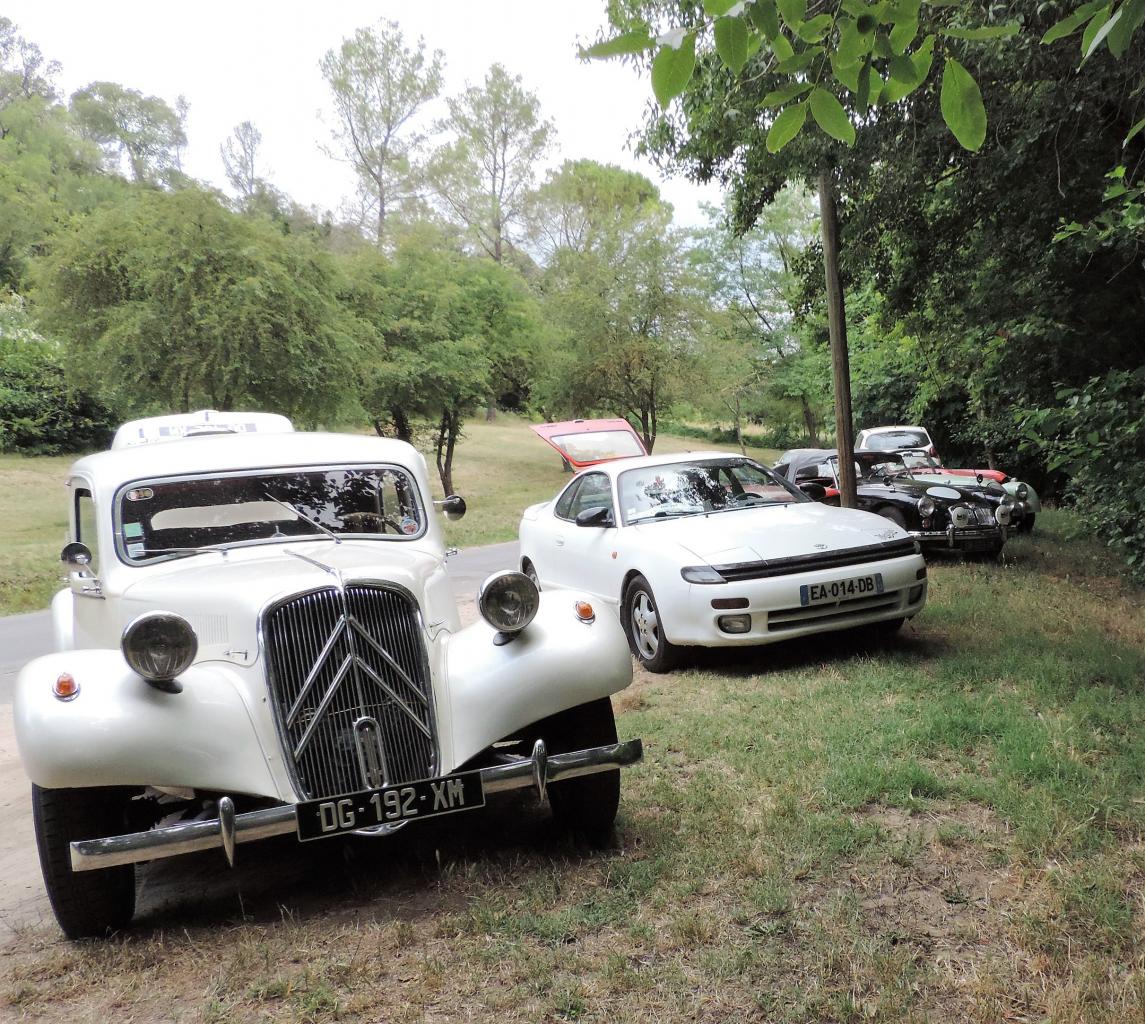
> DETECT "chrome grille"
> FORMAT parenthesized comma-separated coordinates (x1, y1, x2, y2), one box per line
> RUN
(263, 584, 435, 800)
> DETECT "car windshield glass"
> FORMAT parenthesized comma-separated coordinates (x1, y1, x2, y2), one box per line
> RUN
(865, 430, 929, 451)
(618, 459, 805, 525)
(844, 455, 916, 482)
(898, 451, 939, 471)
(549, 430, 644, 463)
(117, 466, 425, 563)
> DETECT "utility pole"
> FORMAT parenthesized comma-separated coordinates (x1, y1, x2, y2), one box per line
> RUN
(818, 168, 857, 508)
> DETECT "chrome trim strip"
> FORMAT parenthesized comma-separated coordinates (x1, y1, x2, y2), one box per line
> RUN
(69, 738, 644, 871)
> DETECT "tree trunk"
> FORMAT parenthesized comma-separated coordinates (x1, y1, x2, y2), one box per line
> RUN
(801, 396, 820, 447)
(371, 418, 387, 438)
(485, 400, 496, 422)
(818, 170, 857, 508)
(435, 408, 459, 494)
(390, 406, 412, 443)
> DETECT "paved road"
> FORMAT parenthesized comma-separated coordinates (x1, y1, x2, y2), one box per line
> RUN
(0, 541, 519, 705)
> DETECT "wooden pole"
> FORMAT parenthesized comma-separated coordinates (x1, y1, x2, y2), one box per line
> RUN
(818, 168, 857, 508)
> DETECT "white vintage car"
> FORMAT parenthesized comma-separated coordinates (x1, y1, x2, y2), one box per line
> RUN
(15, 411, 641, 939)
(520, 422, 929, 673)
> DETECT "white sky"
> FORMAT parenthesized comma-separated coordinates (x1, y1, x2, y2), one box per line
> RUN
(5, 0, 724, 227)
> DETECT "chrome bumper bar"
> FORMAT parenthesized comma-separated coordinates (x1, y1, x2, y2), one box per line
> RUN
(910, 526, 1004, 548)
(69, 737, 643, 872)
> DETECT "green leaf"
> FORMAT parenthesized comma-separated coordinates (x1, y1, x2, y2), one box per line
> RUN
(762, 81, 814, 107)
(703, 0, 739, 14)
(767, 101, 808, 152)
(651, 34, 696, 108)
(1084, 6, 1121, 58)
(797, 13, 834, 40)
(777, 0, 807, 27)
(749, 0, 781, 39)
(1108, 0, 1145, 56)
(810, 87, 856, 144)
(776, 45, 822, 72)
(940, 22, 1020, 40)
(714, 16, 750, 74)
(770, 31, 796, 60)
(889, 17, 918, 52)
(1080, 5, 1114, 57)
(580, 30, 653, 59)
(831, 53, 862, 92)
(837, 22, 871, 64)
(856, 62, 873, 113)
(882, 35, 933, 101)
(1126, 116, 1145, 145)
(1041, 0, 1105, 44)
(746, 32, 764, 59)
(940, 57, 986, 150)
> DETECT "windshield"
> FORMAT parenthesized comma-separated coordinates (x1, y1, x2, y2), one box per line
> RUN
(841, 455, 917, 483)
(617, 459, 804, 525)
(549, 429, 645, 463)
(116, 465, 425, 563)
(898, 451, 940, 472)
(865, 429, 929, 451)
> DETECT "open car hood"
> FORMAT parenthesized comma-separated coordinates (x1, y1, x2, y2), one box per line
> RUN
(529, 418, 647, 470)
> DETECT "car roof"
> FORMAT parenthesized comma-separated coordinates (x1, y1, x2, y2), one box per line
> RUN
(70, 431, 425, 489)
(860, 425, 931, 436)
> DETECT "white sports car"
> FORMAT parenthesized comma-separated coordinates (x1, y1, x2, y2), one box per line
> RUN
(520, 422, 929, 672)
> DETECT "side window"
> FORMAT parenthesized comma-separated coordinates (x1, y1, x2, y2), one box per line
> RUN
(553, 479, 583, 521)
(567, 472, 614, 520)
(75, 488, 100, 573)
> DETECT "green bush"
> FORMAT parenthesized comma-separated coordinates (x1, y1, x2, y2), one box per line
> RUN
(1022, 368, 1145, 582)
(0, 299, 117, 455)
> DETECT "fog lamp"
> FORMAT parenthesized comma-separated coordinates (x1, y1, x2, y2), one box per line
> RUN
(479, 571, 540, 637)
(121, 611, 198, 690)
(908, 585, 925, 604)
(995, 504, 1012, 526)
(717, 614, 751, 634)
(950, 505, 972, 529)
(53, 672, 80, 701)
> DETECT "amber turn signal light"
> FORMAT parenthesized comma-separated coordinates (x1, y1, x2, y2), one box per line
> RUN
(53, 672, 80, 701)
(574, 601, 595, 623)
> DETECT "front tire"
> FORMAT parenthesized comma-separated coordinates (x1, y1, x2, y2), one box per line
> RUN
(540, 698, 620, 847)
(32, 785, 137, 939)
(622, 574, 679, 673)
(1019, 512, 1035, 533)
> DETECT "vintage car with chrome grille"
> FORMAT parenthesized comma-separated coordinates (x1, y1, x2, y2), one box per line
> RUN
(520, 422, 929, 673)
(15, 411, 641, 939)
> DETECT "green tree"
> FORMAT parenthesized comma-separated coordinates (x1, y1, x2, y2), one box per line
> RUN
(35, 188, 359, 423)
(321, 21, 444, 248)
(0, 16, 60, 125)
(69, 81, 187, 184)
(430, 64, 554, 262)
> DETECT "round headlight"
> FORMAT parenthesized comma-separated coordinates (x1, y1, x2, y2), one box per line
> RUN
(1016, 483, 1028, 500)
(121, 612, 198, 683)
(917, 496, 937, 517)
(478, 571, 540, 634)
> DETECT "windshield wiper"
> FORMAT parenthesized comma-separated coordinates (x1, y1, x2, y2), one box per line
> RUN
(137, 545, 231, 558)
(263, 491, 342, 544)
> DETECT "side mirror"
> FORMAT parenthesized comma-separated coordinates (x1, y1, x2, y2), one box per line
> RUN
(61, 542, 93, 571)
(575, 506, 614, 528)
(882, 474, 894, 487)
(437, 494, 467, 522)
(798, 482, 826, 501)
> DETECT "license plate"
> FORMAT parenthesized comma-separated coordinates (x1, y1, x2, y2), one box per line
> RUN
(296, 772, 485, 842)
(799, 572, 884, 607)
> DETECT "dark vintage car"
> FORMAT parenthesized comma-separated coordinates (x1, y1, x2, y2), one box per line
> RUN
(773, 449, 1012, 557)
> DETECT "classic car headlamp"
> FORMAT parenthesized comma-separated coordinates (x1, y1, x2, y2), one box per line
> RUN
(916, 496, 937, 518)
(121, 611, 198, 688)
(681, 565, 725, 584)
(995, 504, 1012, 526)
(478, 571, 540, 636)
(949, 505, 972, 529)
(1016, 483, 1028, 500)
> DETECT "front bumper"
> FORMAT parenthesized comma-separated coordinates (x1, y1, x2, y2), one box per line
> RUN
(911, 525, 1005, 552)
(69, 738, 643, 872)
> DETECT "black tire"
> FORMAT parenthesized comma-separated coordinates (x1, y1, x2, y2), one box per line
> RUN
(522, 558, 540, 590)
(541, 698, 620, 848)
(1019, 513, 1035, 533)
(32, 785, 137, 939)
(622, 574, 679, 673)
(878, 506, 908, 529)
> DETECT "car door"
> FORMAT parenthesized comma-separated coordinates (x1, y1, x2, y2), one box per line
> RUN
(547, 471, 619, 601)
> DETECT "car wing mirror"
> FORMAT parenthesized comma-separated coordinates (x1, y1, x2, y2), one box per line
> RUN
(575, 506, 614, 528)
(436, 494, 467, 521)
(61, 541, 93, 572)
(798, 482, 826, 501)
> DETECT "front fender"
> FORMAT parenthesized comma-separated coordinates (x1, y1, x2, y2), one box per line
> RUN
(14, 650, 281, 798)
(443, 588, 633, 769)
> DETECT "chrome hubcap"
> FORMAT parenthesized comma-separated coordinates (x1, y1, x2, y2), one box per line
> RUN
(631, 592, 659, 660)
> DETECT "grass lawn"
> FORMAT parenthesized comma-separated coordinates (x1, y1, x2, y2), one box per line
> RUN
(3, 486, 1142, 1019)
(0, 416, 777, 613)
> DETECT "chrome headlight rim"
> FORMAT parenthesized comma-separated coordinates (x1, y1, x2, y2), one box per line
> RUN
(917, 496, 937, 518)
(121, 611, 198, 684)
(478, 570, 540, 635)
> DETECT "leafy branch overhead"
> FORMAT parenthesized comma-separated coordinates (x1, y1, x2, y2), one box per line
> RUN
(582, 0, 1145, 152)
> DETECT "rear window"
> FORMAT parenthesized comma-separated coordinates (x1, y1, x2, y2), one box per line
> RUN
(865, 430, 929, 451)
(550, 430, 644, 463)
